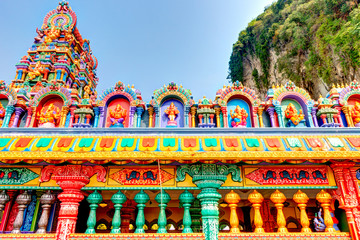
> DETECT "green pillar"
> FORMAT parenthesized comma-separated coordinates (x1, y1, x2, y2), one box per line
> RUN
(179, 190, 195, 233)
(134, 190, 149, 233)
(190, 199, 202, 233)
(30, 191, 42, 232)
(177, 164, 241, 240)
(110, 190, 127, 233)
(85, 190, 102, 234)
(155, 190, 171, 233)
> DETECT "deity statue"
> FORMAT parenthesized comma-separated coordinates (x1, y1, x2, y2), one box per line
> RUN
(284, 103, 305, 127)
(27, 62, 45, 80)
(109, 104, 127, 128)
(44, 25, 61, 43)
(164, 102, 179, 127)
(37, 103, 61, 128)
(83, 85, 92, 99)
(230, 105, 248, 128)
(351, 101, 360, 127)
(0, 103, 6, 127)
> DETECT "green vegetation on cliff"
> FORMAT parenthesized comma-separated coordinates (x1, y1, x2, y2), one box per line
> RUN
(228, 0, 360, 96)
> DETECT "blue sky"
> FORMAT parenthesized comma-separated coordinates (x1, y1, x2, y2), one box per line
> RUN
(0, 0, 273, 102)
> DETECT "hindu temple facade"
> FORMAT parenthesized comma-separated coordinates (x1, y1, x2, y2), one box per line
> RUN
(0, 2, 360, 240)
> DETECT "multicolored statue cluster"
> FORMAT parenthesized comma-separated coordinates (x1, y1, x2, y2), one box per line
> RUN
(164, 102, 179, 127)
(109, 104, 127, 128)
(230, 106, 248, 128)
(284, 103, 305, 127)
(37, 104, 61, 128)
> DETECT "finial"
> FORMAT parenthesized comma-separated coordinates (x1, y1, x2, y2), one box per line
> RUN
(332, 83, 335, 88)
(131, 85, 134, 88)
(336, 83, 340, 88)
(341, 83, 344, 88)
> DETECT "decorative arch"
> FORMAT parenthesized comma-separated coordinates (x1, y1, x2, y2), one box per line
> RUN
(215, 81, 260, 128)
(339, 80, 360, 106)
(97, 81, 145, 128)
(150, 82, 193, 107)
(30, 86, 71, 107)
(271, 82, 314, 128)
(0, 81, 17, 106)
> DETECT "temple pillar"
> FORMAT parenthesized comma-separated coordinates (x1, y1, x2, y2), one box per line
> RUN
(36, 190, 55, 233)
(293, 190, 311, 232)
(274, 106, 284, 127)
(179, 190, 195, 233)
(224, 190, 241, 233)
(11, 191, 32, 233)
(134, 190, 149, 233)
(307, 106, 315, 127)
(191, 106, 197, 128)
(59, 106, 69, 127)
(0, 190, 16, 232)
(11, 107, 24, 128)
(85, 191, 102, 234)
(257, 107, 264, 127)
(335, 107, 344, 127)
(98, 107, 105, 128)
(342, 106, 353, 127)
(311, 108, 319, 127)
(2, 105, 15, 128)
(21, 190, 38, 232)
(155, 190, 171, 233)
(248, 190, 264, 233)
(267, 108, 276, 127)
(136, 107, 144, 128)
(129, 106, 136, 128)
(331, 162, 360, 240)
(221, 107, 228, 128)
(68, 106, 76, 128)
(252, 106, 259, 127)
(270, 190, 287, 233)
(93, 107, 99, 128)
(110, 190, 127, 233)
(215, 107, 221, 127)
(148, 106, 154, 128)
(185, 106, 190, 127)
(177, 164, 241, 240)
(25, 107, 33, 127)
(0, 190, 10, 222)
(39, 165, 106, 240)
(154, 107, 160, 128)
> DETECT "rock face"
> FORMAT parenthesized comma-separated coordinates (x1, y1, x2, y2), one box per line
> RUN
(228, 0, 360, 99)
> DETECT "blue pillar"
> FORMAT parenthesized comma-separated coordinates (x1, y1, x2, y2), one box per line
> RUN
(136, 107, 144, 128)
(93, 107, 100, 128)
(2, 105, 15, 128)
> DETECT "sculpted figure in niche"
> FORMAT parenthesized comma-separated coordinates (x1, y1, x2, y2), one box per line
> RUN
(284, 103, 305, 127)
(109, 104, 127, 128)
(230, 105, 248, 128)
(37, 103, 61, 128)
(351, 101, 360, 127)
(164, 102, 179, 127)
(27, 62, 45, 80)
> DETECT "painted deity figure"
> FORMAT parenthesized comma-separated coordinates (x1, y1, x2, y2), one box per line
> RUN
(0, 103, 5, 127)
(164, 102, 179, 127)
(284, 103, 305, 127)
(230, 105, 248, 128)
(27, 62, 45, 80)
(351, 101, 360, 127)
(44, 25, 61, 43)
(37, 103, 61, 128)
(109, 104, 127, 128)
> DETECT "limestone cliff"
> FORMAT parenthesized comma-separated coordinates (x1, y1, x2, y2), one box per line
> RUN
(228, 0, 360, 99)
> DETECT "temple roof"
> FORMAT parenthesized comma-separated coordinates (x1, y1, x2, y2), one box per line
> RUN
(0, 128, 359, 165)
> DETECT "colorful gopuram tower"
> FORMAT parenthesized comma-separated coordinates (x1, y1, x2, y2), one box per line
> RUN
(0, 2, 359, 240)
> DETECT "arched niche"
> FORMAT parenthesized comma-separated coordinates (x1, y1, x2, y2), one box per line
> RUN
(227, 96, 253, 128)
(34, 94, 64, 127)
(348, 94, 360, 127)
(104, 95, 131, 128)
(280, 97, 308, 127)
(160, 97, 184, 128)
